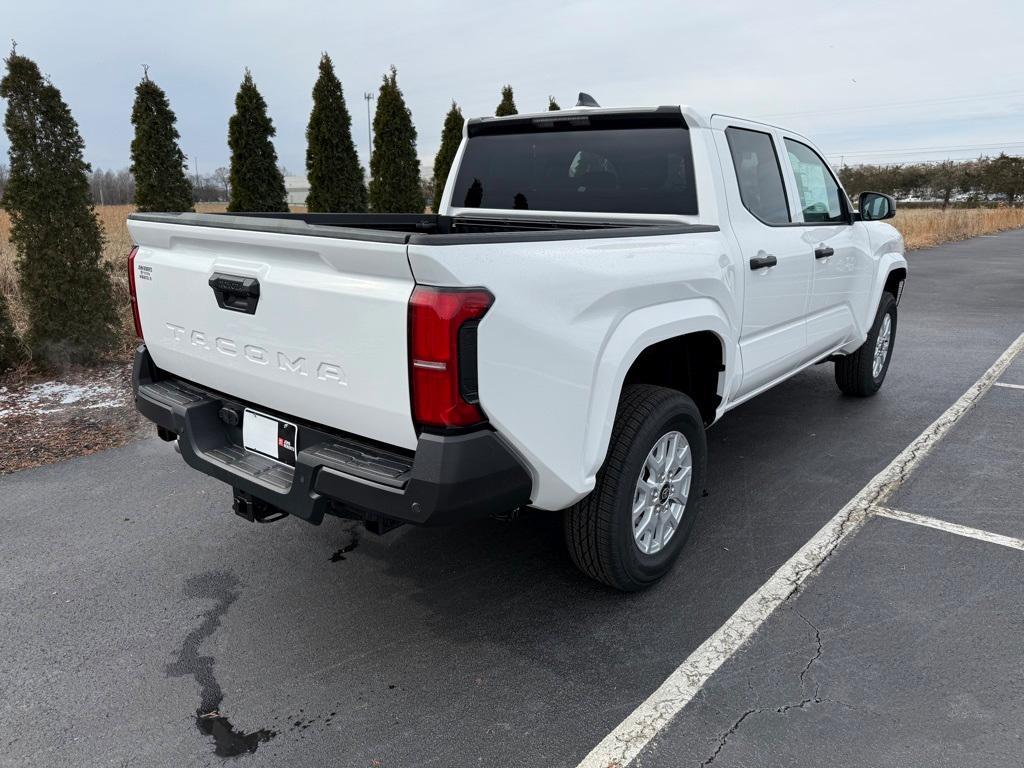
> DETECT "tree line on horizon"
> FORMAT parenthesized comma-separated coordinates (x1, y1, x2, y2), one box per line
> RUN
(839, 155, 1024, 208)
(0, 43, 558, 370)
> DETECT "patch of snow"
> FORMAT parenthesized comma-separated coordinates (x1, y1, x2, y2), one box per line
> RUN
(0, 367, 128, 418)
(85, 398, 127, 410)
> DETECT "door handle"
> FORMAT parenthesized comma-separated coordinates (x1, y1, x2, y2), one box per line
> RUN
(814, 246, 835, 259)
(749, 254, 778, 270)
(209, 273, 260, 314)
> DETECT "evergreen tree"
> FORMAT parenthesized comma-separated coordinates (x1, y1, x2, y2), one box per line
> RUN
(130, 69, 193, 212)
(305, 53, 366, 212)
(368, 67, 422, 213)
(548, 96, 561, 111)
(495, 85, 517, 116)
(227, 69, 288, 212)
(0, 292, 21, 370)
(1, 49, 117, 366)
(431, 101, 463, 212)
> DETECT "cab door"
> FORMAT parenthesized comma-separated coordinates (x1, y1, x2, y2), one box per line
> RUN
(711, 118, 813, 398)
(777, 135, 875, 356)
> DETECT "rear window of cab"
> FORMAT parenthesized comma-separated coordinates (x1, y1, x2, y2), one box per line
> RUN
(452, 113, 698, 216)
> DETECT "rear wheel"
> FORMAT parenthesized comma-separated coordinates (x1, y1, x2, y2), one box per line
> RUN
(563, 385, 707, 591)
(834, 292, 897, 397)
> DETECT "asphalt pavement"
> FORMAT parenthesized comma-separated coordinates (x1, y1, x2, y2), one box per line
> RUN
(634, 366, 1024, 768)
(1, 229, 1022, 767)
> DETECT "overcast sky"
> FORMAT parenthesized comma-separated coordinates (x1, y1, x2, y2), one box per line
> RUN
(3, 0, 1022, 177)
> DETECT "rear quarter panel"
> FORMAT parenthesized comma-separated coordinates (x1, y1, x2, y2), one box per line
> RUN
(408, 231, 738, 509)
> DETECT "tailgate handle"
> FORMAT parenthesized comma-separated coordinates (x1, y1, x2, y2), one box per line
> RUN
(209, 273, 260, 314)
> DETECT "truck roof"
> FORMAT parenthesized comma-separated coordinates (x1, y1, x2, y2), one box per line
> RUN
(466, 104, 804, 139)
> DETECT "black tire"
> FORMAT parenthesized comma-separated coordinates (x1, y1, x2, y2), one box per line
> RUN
(563, 384, 707, 592)
(835, 292, 897, 397)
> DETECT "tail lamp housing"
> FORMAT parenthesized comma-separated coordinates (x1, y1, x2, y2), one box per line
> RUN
(408, 286, 493, 429)
(127, 245, 143, 339)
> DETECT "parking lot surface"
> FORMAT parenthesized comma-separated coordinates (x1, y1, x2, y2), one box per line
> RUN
(2, 229, 1022, 767)
(632, 375, 1024, 768)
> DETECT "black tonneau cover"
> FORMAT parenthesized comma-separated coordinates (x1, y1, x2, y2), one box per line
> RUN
(128, 212, 718, 246)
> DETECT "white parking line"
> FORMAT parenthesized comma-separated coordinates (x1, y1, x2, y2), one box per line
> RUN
(994, 381, 1024, 391)
(873, 505, 1024, 553)
(577, 331, 1024, 768)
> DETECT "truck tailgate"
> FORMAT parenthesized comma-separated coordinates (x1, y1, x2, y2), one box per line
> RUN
(127, 218, 418, 450)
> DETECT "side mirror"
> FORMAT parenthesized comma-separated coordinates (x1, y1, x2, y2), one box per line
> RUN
(859, 191, 896, 221)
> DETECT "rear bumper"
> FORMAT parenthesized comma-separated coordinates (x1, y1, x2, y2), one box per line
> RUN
(132, 346, 532, 526)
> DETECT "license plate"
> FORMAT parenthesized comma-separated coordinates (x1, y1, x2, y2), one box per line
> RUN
(242, 409, 297, 465)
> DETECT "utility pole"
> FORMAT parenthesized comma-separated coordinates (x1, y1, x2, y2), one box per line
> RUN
(364, 92, 374, 164)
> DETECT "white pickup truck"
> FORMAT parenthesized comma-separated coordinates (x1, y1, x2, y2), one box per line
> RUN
(129, 101, 906, 590)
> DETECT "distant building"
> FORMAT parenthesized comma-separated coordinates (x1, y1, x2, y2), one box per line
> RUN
(284, 176, 309, 206)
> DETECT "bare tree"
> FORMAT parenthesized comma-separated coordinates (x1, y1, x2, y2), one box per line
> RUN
(89, 167, 136, 205)
(189, 174, 223, 204)
(213, 166, 230, 201)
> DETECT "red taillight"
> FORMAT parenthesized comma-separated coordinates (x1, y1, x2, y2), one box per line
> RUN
(409, 286, 493, 429)
(127, 245, 143, 339)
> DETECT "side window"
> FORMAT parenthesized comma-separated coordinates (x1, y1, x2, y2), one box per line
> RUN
(784, 139, 845, 223)
(725, 127, 790, 225)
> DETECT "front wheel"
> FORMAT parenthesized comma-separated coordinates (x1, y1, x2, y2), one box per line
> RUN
(834, 292, 897, 397)
(563, 385, 707, 591)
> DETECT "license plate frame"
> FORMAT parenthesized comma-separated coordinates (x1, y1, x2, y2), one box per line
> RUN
(242, 408, 298, 466)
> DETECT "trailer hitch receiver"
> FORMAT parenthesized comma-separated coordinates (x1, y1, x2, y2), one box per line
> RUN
(232, 489, 288, 523)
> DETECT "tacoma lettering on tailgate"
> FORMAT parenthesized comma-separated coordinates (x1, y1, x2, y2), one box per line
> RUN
(164, 323, 347, 385)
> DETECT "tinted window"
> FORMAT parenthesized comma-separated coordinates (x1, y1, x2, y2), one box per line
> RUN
(784, 139, 845, 223)
(725, 127, 790, 224)
(451, 126, 697, 215)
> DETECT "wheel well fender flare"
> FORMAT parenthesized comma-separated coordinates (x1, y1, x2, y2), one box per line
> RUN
(581, 297, 734, 483)
(873, 253, 908, 306)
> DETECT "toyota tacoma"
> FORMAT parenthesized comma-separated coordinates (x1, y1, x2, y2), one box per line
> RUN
(129, 98, 906, 590)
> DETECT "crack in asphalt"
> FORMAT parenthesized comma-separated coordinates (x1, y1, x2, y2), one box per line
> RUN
(698, 708, 757, 767)
(698, 684, 823, 767)
(795, 610, 823, 690)
(165, 571, 275, 758)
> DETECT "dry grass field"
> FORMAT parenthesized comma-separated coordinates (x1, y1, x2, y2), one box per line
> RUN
(893, 207, 1024, 249)
(0, 203, 229, 356)
(0, 204, 1022, 357)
